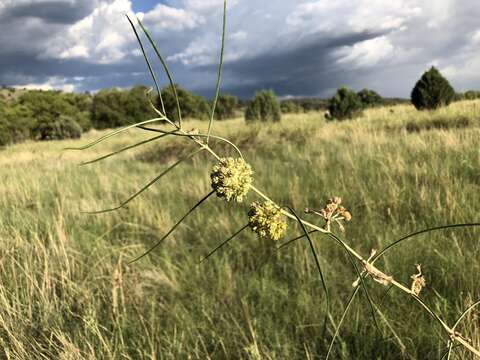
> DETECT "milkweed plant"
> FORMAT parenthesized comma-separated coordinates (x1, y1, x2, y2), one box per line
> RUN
(68, 1, 480, 358)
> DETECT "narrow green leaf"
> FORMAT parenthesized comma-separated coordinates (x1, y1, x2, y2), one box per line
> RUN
(277, 230, 319, 250)
(126, 15, 165, 115)
(287, 207, 330, 339)
(326, 286, 360, 360)
(207, 0, 227, 143)
(144, 89, 179, 129)
(81, 131, 176, 166)
(372, 223, 480, 264)
(136, 125, 244, 158)
(411, 293, 449, 329)
(371, 299, 406, 353)
(327, 232, 381, 336)
(137, 17, 182, 126)
(444, 343, 454, 360)
(65, 117, 166, 151)
(453, 299, 480, 331)
(130, 190, 215, 263)
(200, 224, 249, 263)
(85, 148, 203, 214)
(440, 344, 463, 360)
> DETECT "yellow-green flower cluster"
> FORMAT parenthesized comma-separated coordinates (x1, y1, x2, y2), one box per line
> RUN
(210, 157, 253, 202)
(248, 201, 287, 241)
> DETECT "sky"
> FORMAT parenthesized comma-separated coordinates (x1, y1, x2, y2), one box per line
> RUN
(0, 0, 479, 99)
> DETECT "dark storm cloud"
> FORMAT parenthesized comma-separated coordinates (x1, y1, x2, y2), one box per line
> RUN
(1, 0, 480, 98)
(2, 0, 97, 24)
(0, 51, 150, 91)
(201, 32, 383, 98)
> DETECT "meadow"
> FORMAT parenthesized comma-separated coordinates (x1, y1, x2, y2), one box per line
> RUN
(0, 100, 479, 359)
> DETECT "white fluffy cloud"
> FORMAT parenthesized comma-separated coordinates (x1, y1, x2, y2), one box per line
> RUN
(287, 0, 421, 36)
(183, 0, 238, 11)
(43, 0, 134, 63)
(43, 0, 206, 64)
(335, 36, 396, 68)
(143, 4, 204, 32)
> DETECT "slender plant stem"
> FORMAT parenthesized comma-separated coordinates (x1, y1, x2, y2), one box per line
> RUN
(207, 0, 227, 144)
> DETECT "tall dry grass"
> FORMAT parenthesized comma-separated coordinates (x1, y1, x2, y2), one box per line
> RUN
(0, 99, 479, 358)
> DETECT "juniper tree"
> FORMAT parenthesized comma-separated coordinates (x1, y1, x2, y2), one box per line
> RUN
(411, 66, 455, 110)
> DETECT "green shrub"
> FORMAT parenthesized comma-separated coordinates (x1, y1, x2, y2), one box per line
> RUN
(245, 90, 281, 122)
(65, 92, 93, 131)
(160, 85, 210, 122)
(464, 90, 480, 100)
(453, 93, 465, 102)
(214, 94, 238, 120)
(411, 66, 455, 110)
(74, 111, 92, 132)
(297, 98, 328, 112)
(357, 89, 382, 107)
(126, 85, 158, 122)
(32, 115, 82, 141)
(91, 89, 127, 129)
(280, 100, 303, 114)
(0, 118, 13, 146)
(0, 102, 34, 146)
(5, 104, 33, 143)
(92, 86, 156, 129)
(327, 87, 363, 120)
(19, 90, 76, 122)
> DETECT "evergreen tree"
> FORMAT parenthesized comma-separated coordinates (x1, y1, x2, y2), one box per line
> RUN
(411, 66, 455, 110)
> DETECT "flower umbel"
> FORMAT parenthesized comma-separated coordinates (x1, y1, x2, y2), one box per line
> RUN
(305, 196, 352, 232)
(248, 201, 288, 241)
(210, 157, 253, 202)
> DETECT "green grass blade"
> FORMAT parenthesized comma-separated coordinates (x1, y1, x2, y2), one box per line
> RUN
(130, 190, 215, 263)
(379, 284, 394, 307)
(206, 0, 227, 143)
(200, 224, 248, 263)
(326, 286, 361, 360)
(81, 131, 177, 166)
(372, 223, 480, 264)
(411, 294, 450, 330)
(65, 117, 166, 151)
(126, 15, 165, 115)
(277, 230, 319, 250)
(371, 301, 407, 353)
(327, 232, 381, 336)
(443, 343, 454, 360)
(453, 299, 480, 330)
(85, 148, 203, 214)
(287, 207, 330, 339)
(137, 17, 182, 126)
(440, 344, 463, 360)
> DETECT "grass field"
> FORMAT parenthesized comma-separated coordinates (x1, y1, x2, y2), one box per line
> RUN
(0, 100, 479, 359)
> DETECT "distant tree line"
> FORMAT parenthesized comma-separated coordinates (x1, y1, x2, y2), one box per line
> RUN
(1, 68, 479, 146)
(0, 85, 242, 146)
(324, 66, 478, 121)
